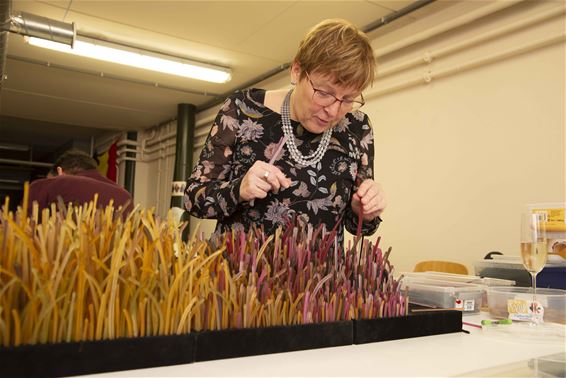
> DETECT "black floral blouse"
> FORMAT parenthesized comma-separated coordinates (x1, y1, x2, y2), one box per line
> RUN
(184, 88, 380, 243)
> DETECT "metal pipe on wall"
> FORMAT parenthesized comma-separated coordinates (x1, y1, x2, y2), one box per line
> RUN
(0, 158, 52, 168)
(1, 8, 75, 87)
(143, 140, 176, 155)
(124, 131, 137, 196)
(145, 131, 176, 148)
(365, 32, 566, 101)
(362, 0, 435, 33)
(115, 124, 182, 164)
(155, 136, 163, 215)
(116, 148, 177, 164)
(374, 0, 523, 57)
(7, 11, 75, 45)
(116, 139, 139, 148)
(360, 4, 565, 80)
(0, 0, 12, 89)
(116, 147, 138, 155)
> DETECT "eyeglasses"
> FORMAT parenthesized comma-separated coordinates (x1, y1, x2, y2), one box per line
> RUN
(305, 72, 365, 111)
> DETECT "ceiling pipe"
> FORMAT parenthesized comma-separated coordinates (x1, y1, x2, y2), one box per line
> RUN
(0, 158, 53, 168)
(197, 0, 436, 112)
(1, 4, 75, 89)
(8, 11, 75, 45)
(0, 142, 29, 151)
(0, 0, 11, 89)
(361, 0, 436, 34)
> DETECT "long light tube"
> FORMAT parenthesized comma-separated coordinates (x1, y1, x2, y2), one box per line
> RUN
(26, 36, 231, 83)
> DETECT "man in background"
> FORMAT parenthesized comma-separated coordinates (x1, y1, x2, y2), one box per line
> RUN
(28, 149, 132, 214)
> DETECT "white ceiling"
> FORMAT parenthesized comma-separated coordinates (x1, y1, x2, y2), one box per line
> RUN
(0, 0, 440, 146)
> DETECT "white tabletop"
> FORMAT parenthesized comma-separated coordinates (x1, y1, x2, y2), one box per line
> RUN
(84, 314, 565, 377)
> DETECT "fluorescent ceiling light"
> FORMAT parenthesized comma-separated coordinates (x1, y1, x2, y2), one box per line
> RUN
(26, 36, 231, 83)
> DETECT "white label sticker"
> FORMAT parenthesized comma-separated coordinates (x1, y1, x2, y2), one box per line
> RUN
(463, 299, 475, 311)
(454, 298, 464, 309)
(507, 298, 545, 322)
(172, 181, 186, 196)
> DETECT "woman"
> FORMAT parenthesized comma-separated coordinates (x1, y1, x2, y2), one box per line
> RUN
(184, 19, 386, 244)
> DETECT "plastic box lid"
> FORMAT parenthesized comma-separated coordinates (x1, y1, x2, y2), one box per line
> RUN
(400, 271, 515, 286)
(475, 255, 566, 269)
(486, 286, 566, 325)
(401, 277, 484, 291)
(475, 259, 566, 289)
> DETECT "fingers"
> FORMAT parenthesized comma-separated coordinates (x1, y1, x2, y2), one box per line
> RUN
(263, 166, 291, 193)
(239, 161, 291, 203)
(241, 171, 271, 201)
(354, 179, 386, 219)
(356, 179, 377, 199)
(256, 174, 273, 193)
(275, 168, 292, 189)
(351, 193, 362, 209)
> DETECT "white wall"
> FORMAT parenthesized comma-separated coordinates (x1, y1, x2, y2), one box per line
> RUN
(140, 0, 565, 275)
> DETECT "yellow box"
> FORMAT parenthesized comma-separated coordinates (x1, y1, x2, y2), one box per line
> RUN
(527, 203, 566, 257)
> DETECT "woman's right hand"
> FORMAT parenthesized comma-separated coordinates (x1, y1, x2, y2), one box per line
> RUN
(239, 161, 291, 203)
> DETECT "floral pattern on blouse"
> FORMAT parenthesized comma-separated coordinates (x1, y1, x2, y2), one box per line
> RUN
(184, 88, 380, 243)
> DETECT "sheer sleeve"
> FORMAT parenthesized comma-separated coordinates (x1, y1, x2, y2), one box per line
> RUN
(183, 95, 244, 220)
(344, 114, 381, 236)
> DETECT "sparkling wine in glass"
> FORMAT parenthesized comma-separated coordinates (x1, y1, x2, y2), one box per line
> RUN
(520, 212, 548, 325)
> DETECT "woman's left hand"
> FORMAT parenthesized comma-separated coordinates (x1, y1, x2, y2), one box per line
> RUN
(351, 179, 386, 221)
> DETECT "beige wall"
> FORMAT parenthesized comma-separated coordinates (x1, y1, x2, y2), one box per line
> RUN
(142, 0, 565, 274)
(363, 0, 565, 273)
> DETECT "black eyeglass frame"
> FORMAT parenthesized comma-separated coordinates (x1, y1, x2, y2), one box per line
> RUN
(304, 72, 365, 110)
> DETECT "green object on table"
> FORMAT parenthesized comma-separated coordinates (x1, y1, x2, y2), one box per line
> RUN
(481, 319, 512, 326)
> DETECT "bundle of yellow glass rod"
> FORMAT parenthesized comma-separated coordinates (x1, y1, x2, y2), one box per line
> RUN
(1, 192, 225, 347)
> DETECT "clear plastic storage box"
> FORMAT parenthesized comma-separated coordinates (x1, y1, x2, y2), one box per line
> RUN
(487, 286, 566, 324)
(400, 277, 484, 313)
(475, 256, 566, 289)
(401, 272, 515, 308)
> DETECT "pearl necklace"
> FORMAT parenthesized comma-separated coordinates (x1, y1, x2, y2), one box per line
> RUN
(281, 89, 332, 167)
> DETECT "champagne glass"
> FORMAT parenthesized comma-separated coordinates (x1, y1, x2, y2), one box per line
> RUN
(520, 211, 548, 325)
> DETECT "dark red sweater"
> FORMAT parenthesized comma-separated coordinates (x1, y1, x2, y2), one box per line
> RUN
(28, 169, 133, 214)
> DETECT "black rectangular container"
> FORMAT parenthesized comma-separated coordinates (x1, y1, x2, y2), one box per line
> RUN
(0, 311, 462, 376)
(195, 320, 353, 362)
(353, 310, 462, 344)
(0, 333, 196, 377)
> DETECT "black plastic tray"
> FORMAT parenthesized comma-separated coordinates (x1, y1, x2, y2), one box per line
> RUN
(195, 320, 352, 362)
(0, 333, 196, 377)
(354, 310, 462, 344)
(0, 311, 462, 377)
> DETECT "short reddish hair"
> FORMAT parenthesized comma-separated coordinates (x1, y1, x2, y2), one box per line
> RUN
(294, 19, 376, 91)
